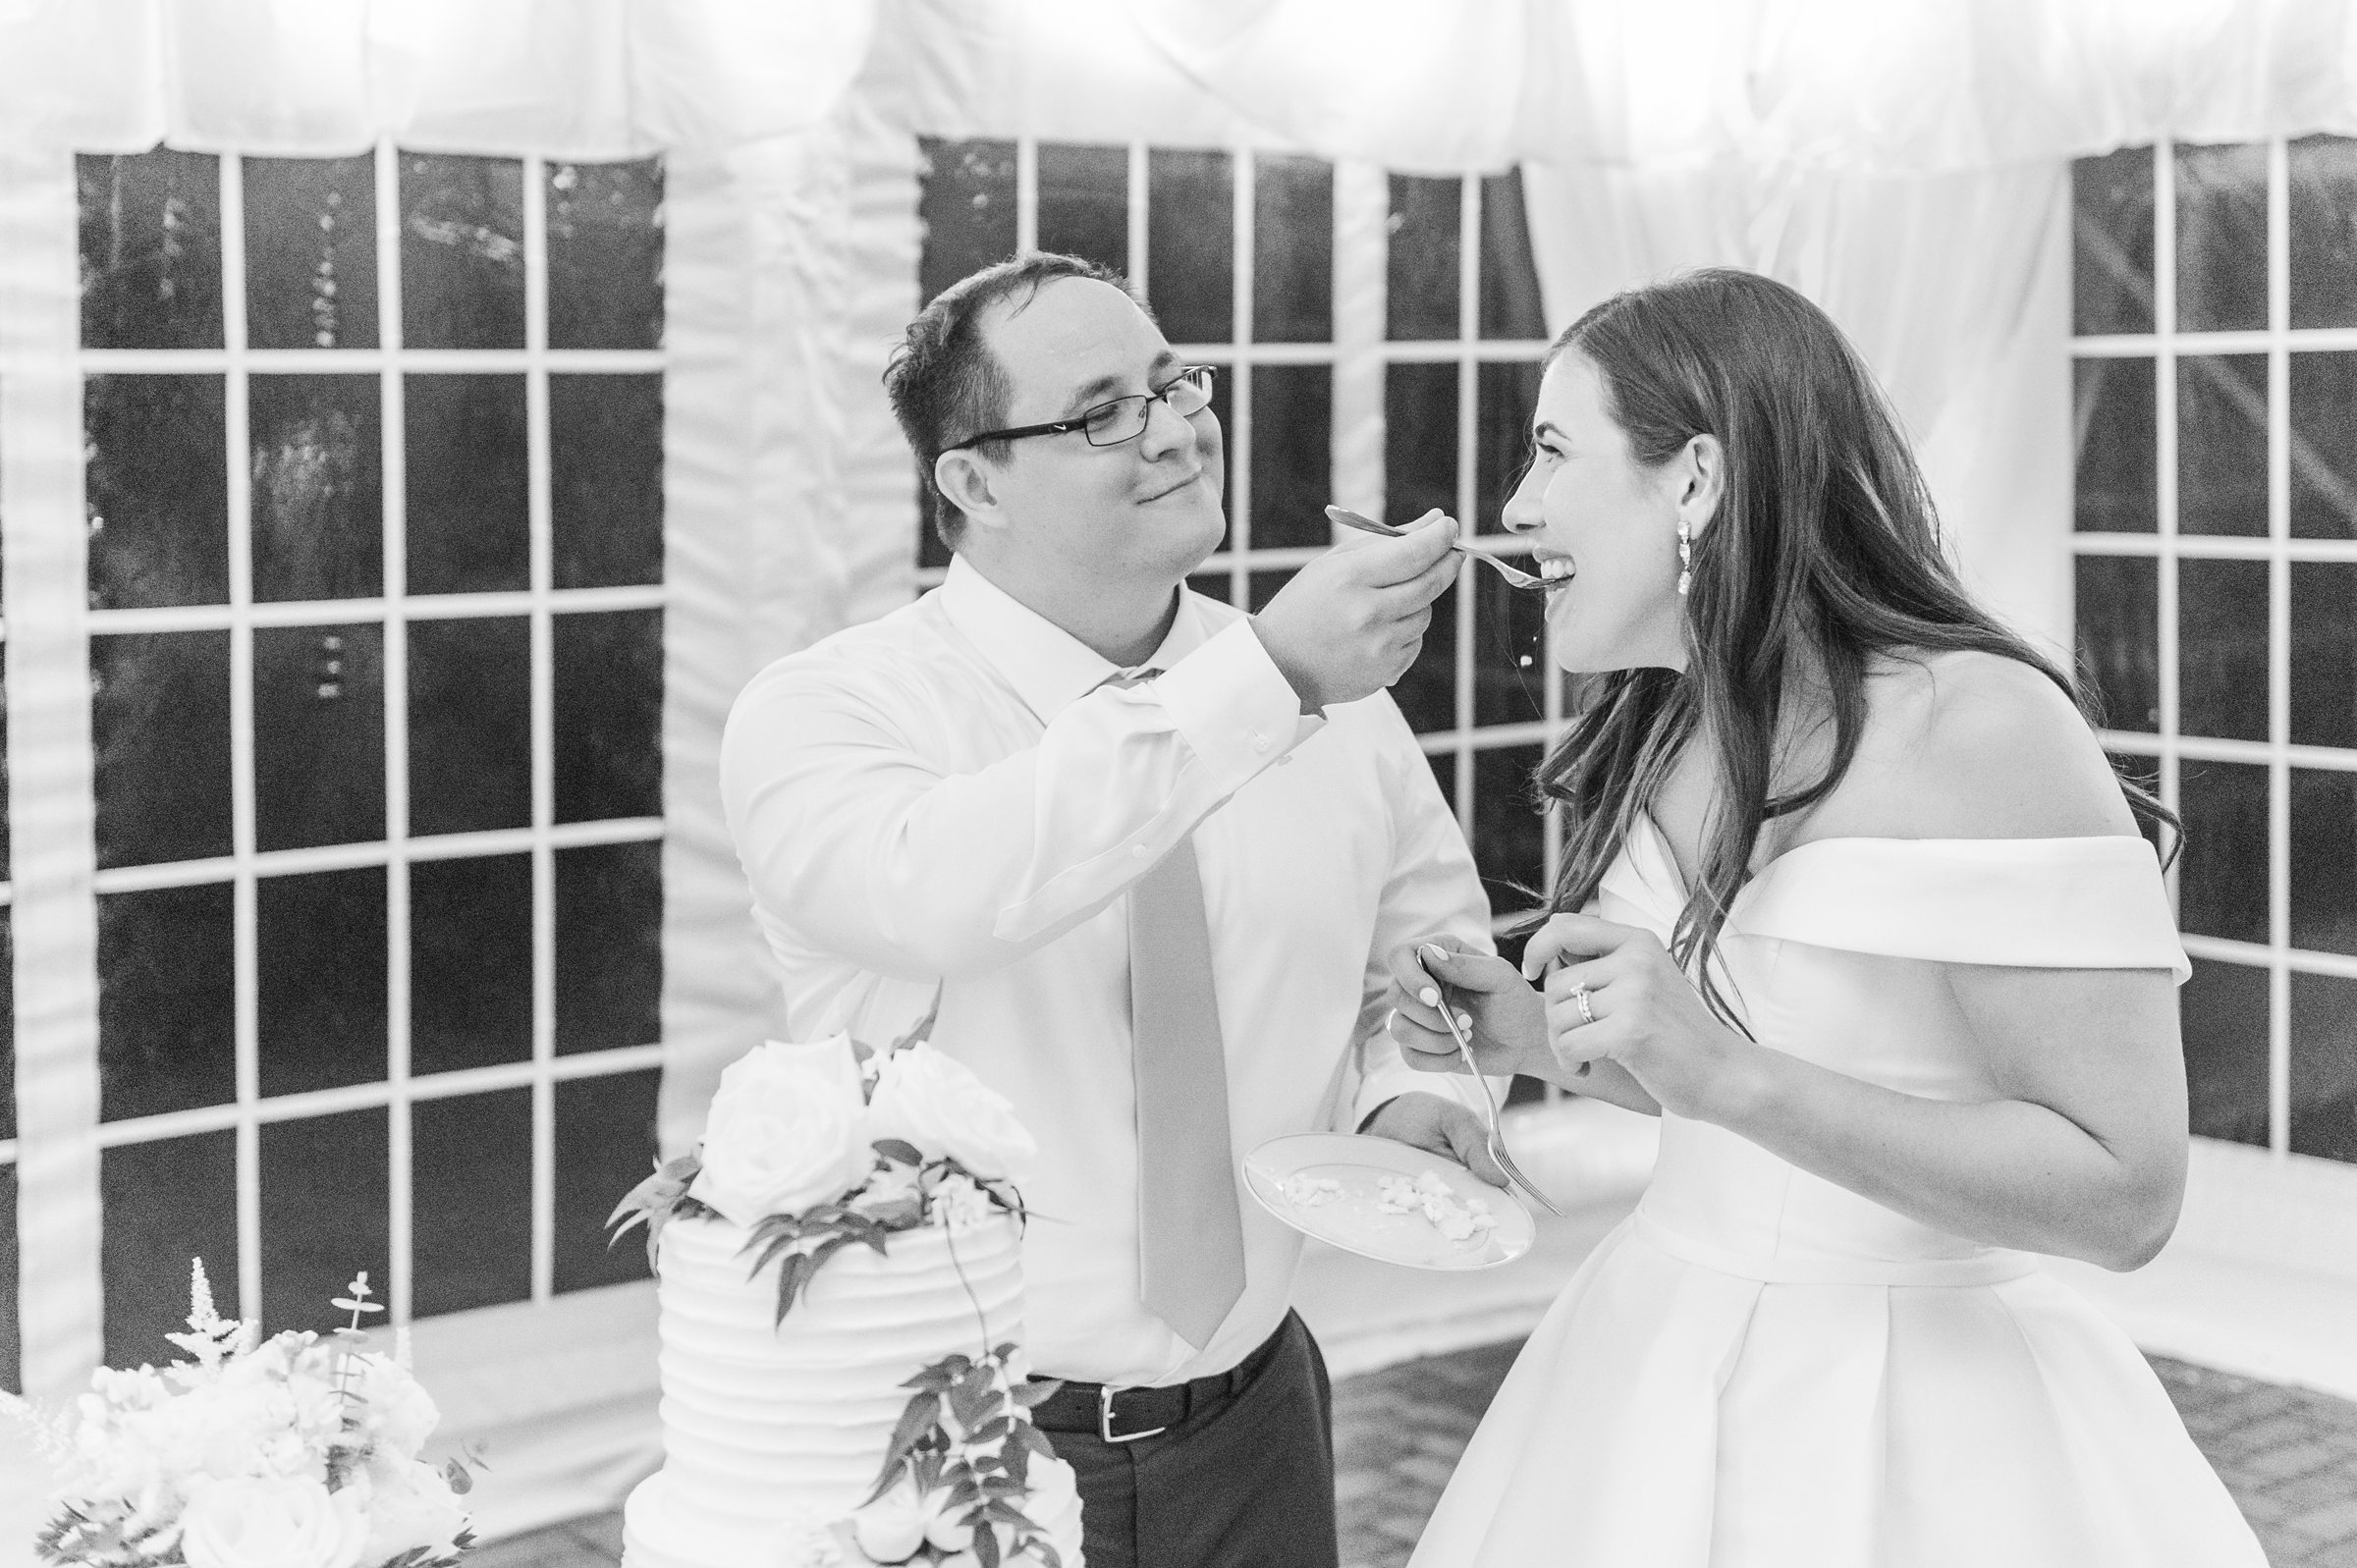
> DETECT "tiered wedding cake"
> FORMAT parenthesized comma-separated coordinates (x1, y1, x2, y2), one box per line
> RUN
(613, 1035, 1084, 1568)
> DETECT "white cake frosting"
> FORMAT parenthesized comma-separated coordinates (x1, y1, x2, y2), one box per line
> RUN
(622, 1209, 1084, 1568)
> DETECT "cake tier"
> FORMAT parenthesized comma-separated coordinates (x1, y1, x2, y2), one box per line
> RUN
(650, 1211, 1025, 1529)
(623, 1464, 1085, 1568)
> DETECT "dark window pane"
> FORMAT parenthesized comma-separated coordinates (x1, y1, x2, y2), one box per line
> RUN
(2292, 768, 2357, 956)
(1037, 142, 1126, 275)
(243, 155, 377, 351)
(1207, 362, 1236, 551)
(554, 610, 662, 823)
(407, 374, 526, 595)
(0, 914, 11, 1141)
(2072, 146, 2156, 337)
(1388, 176, 1460, 341)
(2177, 558, 2270, 742)
(411, 853, 532, 1076)
(86, 373, 228, 610)
(2290, 351, 2357, 540)
(552, 374, 664, 588)
(1249, 364, 1330, 549)
(409, 617, 530, 838)
(254, 622, 384, 852)
(79, 149, 224, 350)
(2291, 970, 2357, 1162)
(1253, 154, 1332, 344)
(412, 1089, 532, 1316)
(2179, 761, 2271, 945)
(555, 1069, 660, 1293)
(2176, 354, 2268, 536)
(1247, 568, 1295, 613)
(2073, 555, 2159, 732)
(1146, 149, 1233, 344)
(102, 1131, 238, 1365)
(1429, 750, 1456, 812)
(1474, 552, 1547, 728)
(1186, 571, 1235, 606)
(2175, 142, 2269, 334)
(1479, 170, 1546, 341)
(2181, 958, 2271, 1148)
(257, 867, 387, 1097)
(92, 630, 232, 869)
(1387, 360, 1459, 528)
(260, 1108, 388, 1335)
(918, 139, 1016, 306)
(0, 1163, 15, 1393)
(547, 158, 664, 351)
(1393, 555, 1457, 735)
(1476, 361, 1540, 535)
(2291, 563, 2357, 749)
(250, 373, 383, 602)
(98, 882, 235, 1123)
(1473, 743, 1545, 913)
(556, 840, 660, 1055)
(2290, 135, 2357, 330)
(400, 153, 524, 350)
(2074, 358, 2157, 532)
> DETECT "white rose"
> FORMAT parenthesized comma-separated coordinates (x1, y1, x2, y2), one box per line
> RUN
(354, 1457, 470, 1566)
(178, 1476, 367, 1568)
(688, 1039, 874, 1226)
(932, 1172, 997, 1234)
(345, 1355, 440, 1458)
(866, 1045, 1038, 1182)
(850, 1474, 928, 1564)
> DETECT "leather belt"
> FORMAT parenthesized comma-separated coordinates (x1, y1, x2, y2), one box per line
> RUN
(1028, 1316, 1289, 1444)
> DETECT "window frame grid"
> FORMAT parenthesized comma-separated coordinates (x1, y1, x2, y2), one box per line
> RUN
(2074, 133, 2357, 1157)
(78, 142, 669, 1332)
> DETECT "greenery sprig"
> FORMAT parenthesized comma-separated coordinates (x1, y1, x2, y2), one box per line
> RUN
(864, 1345, 1067, 1568)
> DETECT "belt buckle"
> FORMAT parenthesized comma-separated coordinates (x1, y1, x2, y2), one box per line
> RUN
(1098, 1384, 1169, 1445)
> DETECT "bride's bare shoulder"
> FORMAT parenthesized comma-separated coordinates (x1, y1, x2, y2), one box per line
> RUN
(1806, 649, 2138, 843)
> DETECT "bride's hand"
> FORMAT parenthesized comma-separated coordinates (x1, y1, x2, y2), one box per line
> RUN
(1381, 937, 1551, 1079)
(1522, 912, 1748, 1119)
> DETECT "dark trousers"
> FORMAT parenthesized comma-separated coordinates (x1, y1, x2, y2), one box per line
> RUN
(1039, 1312, 1340, 1568)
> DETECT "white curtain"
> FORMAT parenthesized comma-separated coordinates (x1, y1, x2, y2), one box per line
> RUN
(0, 0, 878, 156)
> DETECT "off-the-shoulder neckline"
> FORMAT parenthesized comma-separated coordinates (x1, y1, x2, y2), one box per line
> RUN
(1632, 813, 2156, 907)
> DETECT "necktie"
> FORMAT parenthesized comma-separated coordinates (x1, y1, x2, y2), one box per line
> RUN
(1111, 671, 1247, 1349)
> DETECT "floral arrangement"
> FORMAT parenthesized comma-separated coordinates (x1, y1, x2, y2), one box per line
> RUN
(606, 1021, 1041, 1326)
(2, 1263, 476, 1568)
(608, 1018, 1072, 1568)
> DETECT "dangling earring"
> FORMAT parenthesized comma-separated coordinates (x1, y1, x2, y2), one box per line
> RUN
(1676, 516, 1693, 597)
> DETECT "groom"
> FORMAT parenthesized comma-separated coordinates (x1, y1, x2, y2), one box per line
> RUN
(719, 252, 1500, 1568)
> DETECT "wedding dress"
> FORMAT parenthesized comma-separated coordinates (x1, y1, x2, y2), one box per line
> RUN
(1408, 820, 2268, 1567)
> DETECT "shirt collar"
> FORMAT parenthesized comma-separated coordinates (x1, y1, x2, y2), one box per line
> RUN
(938, 554, 1217, 723)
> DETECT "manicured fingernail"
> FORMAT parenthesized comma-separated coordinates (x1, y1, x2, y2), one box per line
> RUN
(1418, 987, 1441, 1006)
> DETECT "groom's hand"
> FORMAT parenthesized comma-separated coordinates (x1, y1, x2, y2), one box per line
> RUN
(1358, 1091, 1508, 1188)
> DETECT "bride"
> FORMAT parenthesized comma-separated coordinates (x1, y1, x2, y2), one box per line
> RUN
(1390, 269, 2267, 1565)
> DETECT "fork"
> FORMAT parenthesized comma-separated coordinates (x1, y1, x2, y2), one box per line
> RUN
(1326, 506, 1553, 593)
(1416, 945, 1565, 1217)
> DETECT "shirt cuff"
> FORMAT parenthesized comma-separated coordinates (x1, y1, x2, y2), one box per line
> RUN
(1155, 618, 1318, 795)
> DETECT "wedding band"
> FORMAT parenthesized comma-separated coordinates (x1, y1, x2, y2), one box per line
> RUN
(1570, 982, 1596, 1027)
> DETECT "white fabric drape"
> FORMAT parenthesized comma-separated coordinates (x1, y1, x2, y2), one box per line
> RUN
(1517, 159, 2077, 655)
(0, 0, 879, 156)
(1131, 0, 2357, 175)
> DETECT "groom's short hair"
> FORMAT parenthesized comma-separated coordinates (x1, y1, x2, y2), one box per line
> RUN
(885, 251, 1146, 553)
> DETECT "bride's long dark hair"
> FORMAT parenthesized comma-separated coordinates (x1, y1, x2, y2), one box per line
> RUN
(1534, 269, 2176, 1024)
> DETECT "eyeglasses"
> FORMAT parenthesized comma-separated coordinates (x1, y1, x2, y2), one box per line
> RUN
(948, 365, 1217, 452)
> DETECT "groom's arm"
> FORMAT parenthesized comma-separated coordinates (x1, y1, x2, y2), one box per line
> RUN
(1342, 696, 1507, 1134)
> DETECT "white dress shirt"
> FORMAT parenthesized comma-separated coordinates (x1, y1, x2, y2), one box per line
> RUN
(719, 555, 1495, 1386)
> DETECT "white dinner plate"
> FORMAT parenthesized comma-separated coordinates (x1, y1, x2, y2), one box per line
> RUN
(1240, 1132, 1535, 1271)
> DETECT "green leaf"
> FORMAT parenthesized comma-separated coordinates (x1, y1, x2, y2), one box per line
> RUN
(442, 1456, 473, 1495)
(973, 1516, 1002, 1568)
(1009, 1378, 1064, 1409)
(772, 1252, 813, 1327)
(967, 1415, 1014, 1445)
(862, 1388, 944, 1505)
(872, 1138, 924, 1165)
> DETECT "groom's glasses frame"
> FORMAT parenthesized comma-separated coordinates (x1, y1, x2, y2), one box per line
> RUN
(948, 363, 1217, 451)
